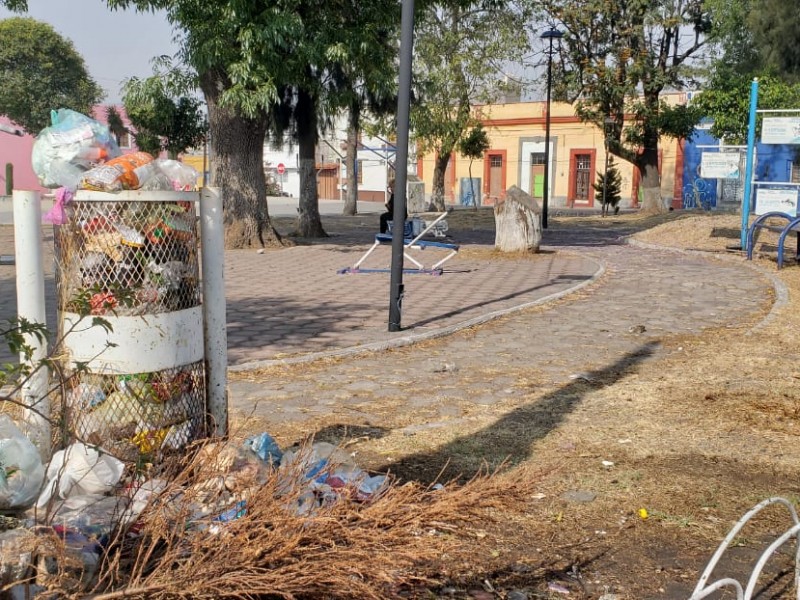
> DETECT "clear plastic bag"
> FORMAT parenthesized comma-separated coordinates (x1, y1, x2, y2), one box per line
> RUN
(32, 109, 121, 189)
(155, 160, 199, 191)
(0, 416, 45, 510)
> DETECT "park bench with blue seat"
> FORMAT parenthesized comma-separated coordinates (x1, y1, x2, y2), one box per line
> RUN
(338, 210, 459, 275)
(746, 211, 800, 269)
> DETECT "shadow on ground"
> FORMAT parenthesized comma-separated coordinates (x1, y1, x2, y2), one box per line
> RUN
(378, 341, 660, 484)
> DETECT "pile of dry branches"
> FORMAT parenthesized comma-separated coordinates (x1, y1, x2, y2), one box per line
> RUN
(25, 442, 531, 600)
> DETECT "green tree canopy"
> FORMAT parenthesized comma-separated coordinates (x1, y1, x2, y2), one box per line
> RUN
(541, 0, 711, 212)
(412, 1, 534, 210)
(0, 0, 26, 10)
(748, 0, 800, 81)
(108, 0, 400, 245)
(691, 75, 800, 144)
(122, 59, 207, 158)
(0, 17, 103, 133)
(692, 0, 800, 144)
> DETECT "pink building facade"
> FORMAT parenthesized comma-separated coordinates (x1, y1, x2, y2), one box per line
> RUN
(0, 106, 136, 193)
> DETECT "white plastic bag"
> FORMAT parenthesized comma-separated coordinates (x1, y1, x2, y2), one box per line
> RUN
(32, 109, 121, 189)
(0, 416, 45, 510)
(36, 442, 124, 509)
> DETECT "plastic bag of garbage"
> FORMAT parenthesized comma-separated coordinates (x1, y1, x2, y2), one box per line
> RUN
(280, 442, 355, 485)
(155, 159, 199, 191)
(244, 432, 283, 465)
(36, 443, 125, 509)
(0, 416, 45, 510)
(80, 151, 155, 191)
(32, 109, 120, 189)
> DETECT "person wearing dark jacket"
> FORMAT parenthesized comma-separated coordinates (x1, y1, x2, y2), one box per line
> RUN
(379, 180, 407, 234)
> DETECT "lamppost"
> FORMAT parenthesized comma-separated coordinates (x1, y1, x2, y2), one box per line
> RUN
(388, 0, 415, 332)
(540, 27, 562, 229)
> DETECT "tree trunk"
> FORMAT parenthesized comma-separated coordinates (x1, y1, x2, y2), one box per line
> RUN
(295, 88, 327, 238)
(430, 152, 450, 211)
(342, 104, 359, 216)
(638, 95, 666, 214)
(200, 69, 282, 249)
(467, 158, 477, 209)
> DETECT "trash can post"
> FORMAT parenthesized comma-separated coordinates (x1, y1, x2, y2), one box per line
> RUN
(12, 190, 50, 457)
(200, 187, 228, 437)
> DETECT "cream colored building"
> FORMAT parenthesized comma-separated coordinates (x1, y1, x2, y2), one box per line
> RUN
(418, 98, 686, 209)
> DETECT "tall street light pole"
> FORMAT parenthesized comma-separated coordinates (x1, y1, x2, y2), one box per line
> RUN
(540, 27, 562, 229)
(388, 0, 415, 332)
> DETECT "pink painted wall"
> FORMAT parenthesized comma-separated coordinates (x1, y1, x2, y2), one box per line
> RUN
(0, 105, 137, 193)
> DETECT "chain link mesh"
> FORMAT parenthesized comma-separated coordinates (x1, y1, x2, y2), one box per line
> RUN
(55, 197, 206, 459)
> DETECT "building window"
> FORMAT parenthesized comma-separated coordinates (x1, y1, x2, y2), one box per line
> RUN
(357, 159, 363, 184)
(490, 155, 503, 168)
(118, 131, 133, 149)
(531, 152, 546, 165)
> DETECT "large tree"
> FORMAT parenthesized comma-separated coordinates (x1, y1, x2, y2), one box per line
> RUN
(0, 17, 103, 134)
(110, 0, 399, 242)
(541, 0, 711, 213)
(748, 0, 800, 81)
(236, 0, 399, 235)
(412, 1, 533, 211)
(107, 1, 288, 248)
(690, 0, 800, 144)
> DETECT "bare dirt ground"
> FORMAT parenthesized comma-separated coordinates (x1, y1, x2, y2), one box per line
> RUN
(233, 210, 800, 599)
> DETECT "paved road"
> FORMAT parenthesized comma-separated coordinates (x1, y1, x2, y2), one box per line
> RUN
(0, 212, 774, 441)
(0, 209, 599, 368)
(227, 226, 773, 437)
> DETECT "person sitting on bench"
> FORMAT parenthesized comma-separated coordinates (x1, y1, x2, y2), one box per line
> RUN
(379, 180, 407, 234)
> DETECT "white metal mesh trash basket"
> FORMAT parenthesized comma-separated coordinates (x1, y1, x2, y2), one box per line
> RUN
(54, 190, 206, 460)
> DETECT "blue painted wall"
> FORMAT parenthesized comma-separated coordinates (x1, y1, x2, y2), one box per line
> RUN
(683, 127, 798, 210)
(682, 128, 719, 208)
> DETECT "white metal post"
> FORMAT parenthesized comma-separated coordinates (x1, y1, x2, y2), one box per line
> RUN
(199, 187, 228, 437)
(12, 190, 50, 457)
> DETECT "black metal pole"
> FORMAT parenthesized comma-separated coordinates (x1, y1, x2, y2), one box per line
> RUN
(542, 36, 554, 229)
(602, 136, 609, 215)
(389, 0, 415, 332)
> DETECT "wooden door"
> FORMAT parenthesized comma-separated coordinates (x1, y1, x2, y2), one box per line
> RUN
(317, 168, 338, 200)
(489, 154, 503, 198)
(444, 157, 455, 203)
(573, 153, 592, 206)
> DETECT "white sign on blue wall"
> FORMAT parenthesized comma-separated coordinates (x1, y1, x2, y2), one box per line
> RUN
(700, 152, 741, 179)
(761, 117, 800, 144)
(756, 188, 799, 216)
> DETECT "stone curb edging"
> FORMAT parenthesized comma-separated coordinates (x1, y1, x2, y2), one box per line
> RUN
(624, 237, 788, 334)
(230, 252, 607, 372)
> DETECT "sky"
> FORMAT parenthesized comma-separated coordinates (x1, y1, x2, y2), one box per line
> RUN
(0, 0, 180, 103)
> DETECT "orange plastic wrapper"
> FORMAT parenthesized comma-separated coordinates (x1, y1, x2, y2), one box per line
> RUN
(80, 152, 155, 191)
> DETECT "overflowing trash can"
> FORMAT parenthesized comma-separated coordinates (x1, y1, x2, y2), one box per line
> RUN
(54, 190, 207, 460)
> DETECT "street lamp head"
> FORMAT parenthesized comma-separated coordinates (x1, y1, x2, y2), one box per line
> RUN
(540, 27, 564, 41)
